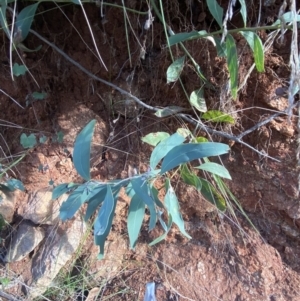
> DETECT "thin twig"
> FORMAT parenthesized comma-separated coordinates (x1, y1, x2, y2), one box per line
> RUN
(30, 29, 292, 162)
(0, 291, 21, 301)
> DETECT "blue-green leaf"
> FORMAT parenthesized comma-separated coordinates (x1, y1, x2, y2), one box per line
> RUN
(161, 142, 230, 174)
(94, 185, 115, 236)
(94, 186, 120, 259)
(199, 178, 226, 211)
(84, 185, 107, 221)
(59, 186, 86, 221)
(149, 214, 172, 246)
(168, 30, 208, 46)
(12, 63, 27, 76)
(141, 132, 170, 147)
(150, 132, 185, 170)
(240, 31, 264, 72)
(272, 12, 300, 26)
(166, 56, 185, 83)
(226, 34, 238, 99)
(155, 106, 187, 117)
(73, 119, 96, 181)
(207, 0, 224, 29)
(149, 185, 164, 208)
(4, 179, 24, 191)
(127, 194, 145, 249)
(32, 91, 47, 100)
(39, 135, 47, 144)
(131, 177, 156, 231)
(20, 133, 37, 149)
(196, 162, 231, 179)
(189, 87, 207, 112)
(164, 179, 191, 239)
(239, 0, 247, 27)
(15, 3, 39, 43)
(52, 183, 78, 200)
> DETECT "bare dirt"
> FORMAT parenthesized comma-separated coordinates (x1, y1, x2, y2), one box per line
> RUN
(1, 1, 300, 301)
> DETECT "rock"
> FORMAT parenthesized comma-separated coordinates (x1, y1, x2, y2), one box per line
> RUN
(27, 215, 87, 298)
(4, 221, 45, 262)
(20, 187, 66, 225)
(0, 189, 17, 223)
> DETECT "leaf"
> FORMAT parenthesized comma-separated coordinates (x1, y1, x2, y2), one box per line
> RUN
(0, 5, 10, 39)
(199, 178, 226, 211)
(180, 164, 202, 191)
(226, 34, 238, 99)
(272, 12, 300, 26)
(189, 87, 207, 112)
(166, 56, 185, 83)
(149, 214, 172, 246)
(94, 186, 120, 259)
(155, 106, 187, 117)
(240, 31, 264, 72)
(39, 135, 47, 144)
(14, 3, 39, 43)
(20, 133, 37, 148)
(176, 128, 191, 138)
(239, 0, 247, 27)
(131, 177, 157, 231)
(17, 43, 42, 52)
(149, 185, 164, 208)
(150, 132, 185, 170)
(207, 0, 224, 29)
(196, 162, 231, 179)
(164, 179, 191, 239)
(142, 132, 170, 147)
(59, 186, 86, 221)
(161, 142, 230, 174)
(52, 183, 78, 200)
(214, 37, 227, 57)
(194, 137, 208, 143)
(253, 34, 264, 72)
(56, 131, 64, 143)
(168, 30, 208, 46)
(4, 179, 24, 191)
(127, 194, 145, 249)
(202, 110, 235, 123)
(94, 186, 114, 236)
(32, 91, 47, 100)
(84, 185, 107, 221)
(12, 63, 27, 76)
(73, 119, 96, 181)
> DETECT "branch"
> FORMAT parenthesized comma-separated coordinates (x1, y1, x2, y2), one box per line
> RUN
(30, 29, 292, 162)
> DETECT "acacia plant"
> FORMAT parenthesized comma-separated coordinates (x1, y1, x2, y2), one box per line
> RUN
(52, 120, 231, 259)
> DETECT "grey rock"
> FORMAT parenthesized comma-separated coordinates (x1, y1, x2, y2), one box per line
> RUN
(28, 215, 87, 298)
(4, 221, 45, 262)
(20, 187, 66, 225)
(0, 190, 16, 223)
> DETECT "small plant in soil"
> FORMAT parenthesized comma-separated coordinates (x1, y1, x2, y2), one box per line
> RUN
(52, 120, 232, 259)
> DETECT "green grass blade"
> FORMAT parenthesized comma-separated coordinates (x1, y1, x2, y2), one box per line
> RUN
(73, 119, 96, 181)
(226, 34, 238, 99)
